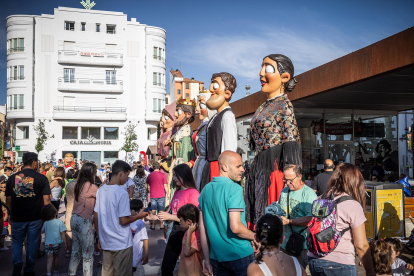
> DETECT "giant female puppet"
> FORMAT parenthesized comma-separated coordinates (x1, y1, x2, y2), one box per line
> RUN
(187, 89, 217, 190)
(157, 100, 177, 159)
(245, 54, 302, 228)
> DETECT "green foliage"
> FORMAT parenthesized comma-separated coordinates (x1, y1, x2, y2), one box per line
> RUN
(120, 123, 139, 155)
(32, 119, 54, 154)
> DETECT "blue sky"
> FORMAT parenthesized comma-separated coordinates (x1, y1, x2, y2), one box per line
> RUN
(1, 0, 413, 104)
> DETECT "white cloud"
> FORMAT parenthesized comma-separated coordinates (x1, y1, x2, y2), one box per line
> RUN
(175, 28, 351, 81)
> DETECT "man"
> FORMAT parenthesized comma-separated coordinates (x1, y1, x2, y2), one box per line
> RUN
(311, 159, 335, 195)
(200, 72, 238, 190)
(199, 151, 256, 276)
(6, 152, 51, 276)
(146, 162, 168, 230)
(0, 167, 13, 183)
(370, 156, 385, 182)
(94, 160, 148, 276)
(279, 164, 317, 269)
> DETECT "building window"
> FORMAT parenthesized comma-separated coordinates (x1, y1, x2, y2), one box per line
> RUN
(104, 151, 118, 163)
(22, 127, 29, 139)
(13, 95, 17, 109)
(153, 47, 164, 61)
(185, 93, 190, 98)
(19, 66, 24, 80)
(165, 97, 169, 104)
(63, 151, 78, 159)
(96, 24, 101, 32)
(153, 72, 157, 85)
(104, 127, 118, 139)
(65, 21, 75, 31)
(19, 95, 24, 109)
(153, 47, 157, 59)
(63, 127, 78, 139)
(11, 94, 24, 110)
(81, 22, 86, 31)
(8, 38, 24, 53)
(177, 89, 181, 95)
(106, 71, 116, 85)
(13, 66, 17, 80)
(153, 98, 164, 113)
(148, 128, 157, 140)
(81, 127, 101, 139)
(64, 68, 75, 83)
(106, 25, 116, 34)
(186, 83, 189, 89)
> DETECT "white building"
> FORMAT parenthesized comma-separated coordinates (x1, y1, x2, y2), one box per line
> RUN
(6, 6, 166, 164)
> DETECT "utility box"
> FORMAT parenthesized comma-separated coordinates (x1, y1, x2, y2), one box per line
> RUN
(364, 182, 405, 240)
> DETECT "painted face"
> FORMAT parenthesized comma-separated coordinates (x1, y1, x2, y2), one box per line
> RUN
(207, 77, 227, 111)
(174, 106, 190, 127)
(260, 57, 290, 96)
(196, 96, 208, 120)
(161, 112, 174, 131)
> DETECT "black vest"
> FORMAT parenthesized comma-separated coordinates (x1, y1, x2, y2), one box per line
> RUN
(206, 108, 233, 161)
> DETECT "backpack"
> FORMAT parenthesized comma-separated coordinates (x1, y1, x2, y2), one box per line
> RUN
(307, 194, 354, 257)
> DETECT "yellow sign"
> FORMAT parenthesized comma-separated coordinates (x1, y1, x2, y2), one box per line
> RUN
(364, 189, 374, 239)
(376, 189, 404, 239)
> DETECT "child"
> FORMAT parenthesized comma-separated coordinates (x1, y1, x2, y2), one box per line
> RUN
(130, 199, 149, 274)
(371, 239, 393, 276)
(176, 203, 203, 276)
(385, 238, 414, 275)
(163, 205, 174, 244)
(41, 204, 67, 276)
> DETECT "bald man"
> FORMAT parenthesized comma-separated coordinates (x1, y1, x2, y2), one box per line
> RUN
(198, 151, 256, 276)
(312, 159, 335, 196)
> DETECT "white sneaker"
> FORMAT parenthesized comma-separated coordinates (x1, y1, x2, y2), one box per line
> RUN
(53, 271, 59, 276)
(0, 246, 9, 251)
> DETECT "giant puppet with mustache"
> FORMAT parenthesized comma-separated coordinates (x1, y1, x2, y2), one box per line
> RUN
(157, 100, 177, 159)
(198, 72, 238, 190)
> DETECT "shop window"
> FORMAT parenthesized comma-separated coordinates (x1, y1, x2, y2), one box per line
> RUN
(81, 127, 101, 139)
(104, 151, 118, 164)
(63, 127, 78, 139)
(104, 127, 118, 139)
(62, 151, 78, 159)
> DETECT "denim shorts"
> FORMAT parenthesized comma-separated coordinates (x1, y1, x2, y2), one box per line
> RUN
(150, 197, 165, 212)
(308, 257, 357, 276)
(1, 226, 7, 236)
(210, 254, 255, 276)
(45, 243, 61, 255)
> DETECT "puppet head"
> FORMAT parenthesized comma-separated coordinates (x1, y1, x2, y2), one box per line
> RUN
(139, 151, 147, 166)
(207, 72, 237, 111)
(64, 153, 74, 166)
(260, 54, 297, 98)
(160, 100, 177, 133)
(196, 89, 216, 121)
(175, 98, 196, 127)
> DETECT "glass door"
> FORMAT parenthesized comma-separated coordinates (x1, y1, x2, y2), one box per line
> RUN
(325, 141, 354, 165)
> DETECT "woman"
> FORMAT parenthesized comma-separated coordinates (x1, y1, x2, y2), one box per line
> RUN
(63, 169, 75, 208)
(158, 164, 200, 276)
(187, 90, 217, 190)
(68, 163, 98, 276)
(248, 214, 306, 276)
(133, 165, 148, 207)
(308, 163, 375, 276)
(65, 170, 78, 258)
(245, 54, 302, 229)
(50, 167, 65, 211)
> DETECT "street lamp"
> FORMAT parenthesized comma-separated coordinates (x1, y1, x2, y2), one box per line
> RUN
(245, 84, 251, 96)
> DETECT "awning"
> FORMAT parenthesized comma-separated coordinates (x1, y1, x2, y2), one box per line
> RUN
(146, 145, 158, 155)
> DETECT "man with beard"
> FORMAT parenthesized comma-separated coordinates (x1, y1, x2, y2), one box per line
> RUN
(200, 72, 238, 190)
(157, 101, 177, 159)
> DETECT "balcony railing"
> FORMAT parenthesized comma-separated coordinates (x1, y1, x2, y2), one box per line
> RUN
(153, 82, 165, 87)
(8, 106, 24, 110)
(53, 106, 126, 113)
(7, 47, 25, 54)
(57, 50, 123, 66)
(8, 76, 25, 82)
(153, 55, 165, 62)
(57, 77, 123, 93)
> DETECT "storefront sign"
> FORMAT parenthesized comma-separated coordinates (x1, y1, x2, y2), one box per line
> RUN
(70, 135, 112, 145)
(4, 151, 13, 157)
(314, 122, 362, 135)
(80, 52, 104, 57)
(15, 146, 20, 151)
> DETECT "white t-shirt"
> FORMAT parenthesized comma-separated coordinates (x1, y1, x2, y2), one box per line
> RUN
(119, 177, 134, 191)
(94, 184, 133, 250)
(130, 219, 148, 267)
(392, 258, 409, 276)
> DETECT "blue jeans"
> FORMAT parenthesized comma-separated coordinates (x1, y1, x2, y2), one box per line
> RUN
(308, 257, 357, 276)
(150, 197, 165, 212)
(12, 219, 43, 273)
(210, 254, 255, 276)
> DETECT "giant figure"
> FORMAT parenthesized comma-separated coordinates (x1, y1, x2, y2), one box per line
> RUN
(157, 100, 177, 159)
(245, 54, 302, 228)
(187, 89, 217, 190)
(199, 72, 238, 190)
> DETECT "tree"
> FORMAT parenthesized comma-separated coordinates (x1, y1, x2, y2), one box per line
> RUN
(120, 123, 139, 161)
(33, 119, 54, 154)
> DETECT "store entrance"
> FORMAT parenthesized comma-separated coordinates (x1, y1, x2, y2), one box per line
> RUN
(81, 151, 101, 167)
(325, 141, 355, 165)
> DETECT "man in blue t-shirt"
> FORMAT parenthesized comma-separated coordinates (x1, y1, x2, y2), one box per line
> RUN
(199, 151, 256, 276)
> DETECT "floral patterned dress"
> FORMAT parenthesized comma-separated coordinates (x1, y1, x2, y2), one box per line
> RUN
(245, 94, 302, 226)
(133, 175, 148, 208)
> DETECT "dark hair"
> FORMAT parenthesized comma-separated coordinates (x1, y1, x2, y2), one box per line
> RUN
(54, 167, 66, 189)
(176, 103, 195, 124)
(23, 152, 38, 166)
(66, 169, 75, 180)
(4, 167, 12, 172)
(375, 139, 392, 154)
(177, 203, 199, 223)
(322, 163, 366, 210)
(384, 237, 403, 253)
(255, 214, 284, 264)
(264, 54, 296, 92)
(74, 163, 96, 202)
(41, 204, 57, 221)
(152, 162, 160, 170)
(371, 240, 392, 275)
(211, 72, 237, 94)
(388, 176, 395, 183)
(283, 164, 302, 176)
(173, 164, 196, 190)
(136, 165, 146, 178)
(130, 199, 143, 212)
(74, 170, 80, 179)
(112, 160, 132, 176)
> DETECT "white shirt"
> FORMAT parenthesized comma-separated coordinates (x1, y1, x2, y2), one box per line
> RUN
(119, 177, 134, 191)
(94, 184, 133, 250)
(392, 258, 410, 276)
(130, 219, 148, 267)
(208, 106, 238, 153)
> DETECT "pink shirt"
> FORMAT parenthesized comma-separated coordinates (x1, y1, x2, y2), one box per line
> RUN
(308, 193, 366, 265)
(170, 188, 200, 215)
(72, 181, 98, 221)
(147, 171, 167, 199)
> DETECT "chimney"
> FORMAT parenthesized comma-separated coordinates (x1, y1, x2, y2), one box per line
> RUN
(191, 77, 194, 80)
(176, 69, 179, 71)
(245, 84, 251, 96)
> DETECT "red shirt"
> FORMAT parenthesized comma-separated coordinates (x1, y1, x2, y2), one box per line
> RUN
(146, 171, 167, 199)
